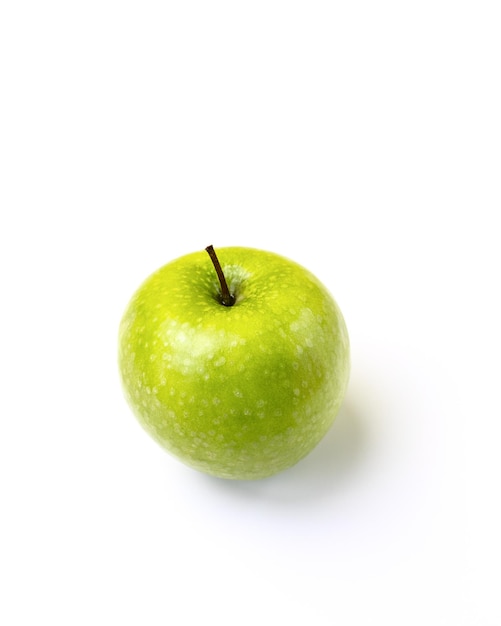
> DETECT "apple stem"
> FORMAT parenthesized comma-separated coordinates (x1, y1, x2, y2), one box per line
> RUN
(205, 245, 236, 307)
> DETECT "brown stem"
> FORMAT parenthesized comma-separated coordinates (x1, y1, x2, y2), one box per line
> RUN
(205, 245, 235, 306)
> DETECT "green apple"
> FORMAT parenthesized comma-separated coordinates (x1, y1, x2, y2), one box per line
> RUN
(118, 246, 350, 480)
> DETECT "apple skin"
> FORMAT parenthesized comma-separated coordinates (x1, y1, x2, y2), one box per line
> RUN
(118, 247, 350, 480)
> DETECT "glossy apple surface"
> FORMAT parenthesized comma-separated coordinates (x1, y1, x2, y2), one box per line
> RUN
(118, 247, 350, 479)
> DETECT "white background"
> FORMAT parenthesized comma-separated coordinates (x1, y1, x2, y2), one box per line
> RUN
(1, 2, 500, 625)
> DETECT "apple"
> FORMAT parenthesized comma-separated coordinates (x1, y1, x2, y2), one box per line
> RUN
(118, 246, 350, 480)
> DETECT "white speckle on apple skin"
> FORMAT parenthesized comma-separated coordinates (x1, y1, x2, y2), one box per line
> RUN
(118, 247, 350, 480)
